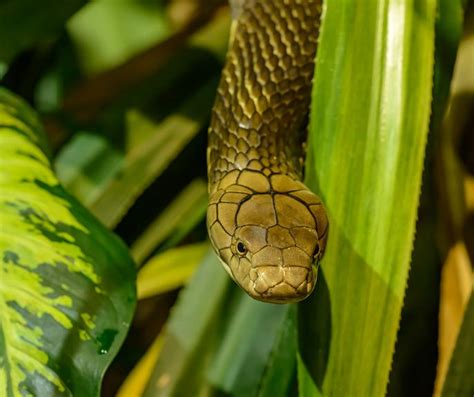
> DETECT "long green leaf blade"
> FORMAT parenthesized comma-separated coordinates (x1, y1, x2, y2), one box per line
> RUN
(137, 243, 209, 299)
(143, 252, 296, 397)
(300, 0, 437, 395)
(131, 179, 208, 264)
(143, 252, 231, 397)
(55, 131, 124, 207)
(0, 88, 136, 396)
(88, 78, 218, 228)
(207, 301, 291, 396)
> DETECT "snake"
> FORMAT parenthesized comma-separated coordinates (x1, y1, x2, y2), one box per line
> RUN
(206, 0, 328, 303)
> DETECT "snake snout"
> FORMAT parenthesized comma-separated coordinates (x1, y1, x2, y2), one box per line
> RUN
(249, 265, 317, 303)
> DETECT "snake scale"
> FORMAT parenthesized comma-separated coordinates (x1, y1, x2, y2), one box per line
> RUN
(206, 0, 328, 303)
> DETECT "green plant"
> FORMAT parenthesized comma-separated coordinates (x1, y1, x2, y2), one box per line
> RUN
(0, 88, 135, 395)
(0, 0, 472, 396)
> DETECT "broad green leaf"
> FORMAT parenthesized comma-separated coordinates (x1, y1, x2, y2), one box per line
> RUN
(131, 179, 208, 264)
(0, 0, 86, 64)
(0, 88, 136, 396)
(137, 243, 209, 300)
(300, 0, 437, 395)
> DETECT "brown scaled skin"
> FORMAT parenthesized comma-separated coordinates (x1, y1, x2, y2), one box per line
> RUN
(207, 0, 328, 303)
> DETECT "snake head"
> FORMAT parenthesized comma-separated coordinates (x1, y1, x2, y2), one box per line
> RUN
(207, 170, 328, 303)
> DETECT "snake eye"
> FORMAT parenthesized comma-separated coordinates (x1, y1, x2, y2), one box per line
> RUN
(236, 241, 247, 255)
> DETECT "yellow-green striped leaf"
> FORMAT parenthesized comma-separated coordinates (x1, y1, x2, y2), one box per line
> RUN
(299, 0, 437, 395)
(0, 88, 136, 396)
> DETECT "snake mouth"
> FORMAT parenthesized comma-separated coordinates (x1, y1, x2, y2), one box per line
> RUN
(247, 265, 317, 304)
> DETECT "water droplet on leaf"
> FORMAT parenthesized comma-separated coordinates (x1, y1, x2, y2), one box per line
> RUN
(96, 328, 117, 355)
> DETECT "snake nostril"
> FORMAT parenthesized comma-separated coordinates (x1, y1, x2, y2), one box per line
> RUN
(312, 242, 321, 259)
(297, 280, 308, 294)
(250, 265, 316, 302)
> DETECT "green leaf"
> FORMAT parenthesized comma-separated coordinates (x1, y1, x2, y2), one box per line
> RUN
(143, 251, 296, 397)
(207, 301, 292, 396)
(143, 252, 231, 397)
(117, 332, 165, 397)
(131, 179, 208, 264)
(67, 0, 169, 75)
(0, 0, 86, 64)
(137, 243, 209, 300)
(55, 132, 124, 207)
(297, 352, 319, 397)
(257, 307, 297, 397)
(88, 78, 218, 229)
(300, 0, 437, 395)
(387, 0, 468, 393)
(431, 0, 467, 131)
(0, 88, 136, 396)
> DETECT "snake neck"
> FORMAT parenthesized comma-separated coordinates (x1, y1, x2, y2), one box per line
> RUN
(208, 163, 301, 196)
(207, 86, 307, 189)
(206, 0, 322, 189)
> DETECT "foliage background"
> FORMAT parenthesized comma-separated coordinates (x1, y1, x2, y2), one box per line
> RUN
(1, 0, 473, 396)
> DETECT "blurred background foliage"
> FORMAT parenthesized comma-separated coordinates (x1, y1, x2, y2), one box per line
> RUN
(1, 0, 473, 396)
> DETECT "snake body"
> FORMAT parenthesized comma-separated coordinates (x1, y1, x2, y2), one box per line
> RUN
(206, 0, 328, 303)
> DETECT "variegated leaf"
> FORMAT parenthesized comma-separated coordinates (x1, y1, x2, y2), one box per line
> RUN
(0, 88, 136, 396)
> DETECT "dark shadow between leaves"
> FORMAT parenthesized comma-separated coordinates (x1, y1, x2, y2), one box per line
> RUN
(297, 268, 331, 391)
